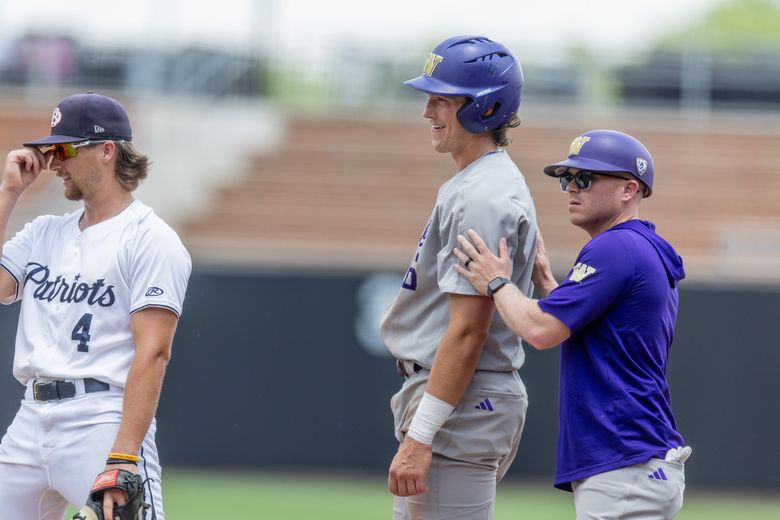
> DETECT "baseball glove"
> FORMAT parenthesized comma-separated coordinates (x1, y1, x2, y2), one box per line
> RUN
(72, 469, 149, 520)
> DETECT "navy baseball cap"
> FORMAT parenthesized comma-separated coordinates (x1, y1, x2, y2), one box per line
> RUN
(23, 92, 132, 146)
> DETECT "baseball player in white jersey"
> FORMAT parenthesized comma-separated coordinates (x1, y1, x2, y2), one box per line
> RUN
(0, 92, 191, 519)
(381, 36, 537, 519)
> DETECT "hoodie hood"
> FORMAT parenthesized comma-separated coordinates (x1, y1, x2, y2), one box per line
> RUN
(613, 219, 685, 288)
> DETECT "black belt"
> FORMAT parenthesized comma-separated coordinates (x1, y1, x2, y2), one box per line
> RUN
(32, 378, 110, 402)
(396, 359, 424, 378)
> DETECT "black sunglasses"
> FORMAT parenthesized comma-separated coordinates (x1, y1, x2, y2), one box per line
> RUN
(556, 170, 633, 192)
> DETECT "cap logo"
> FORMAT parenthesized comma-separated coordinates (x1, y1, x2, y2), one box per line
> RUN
(568, 136, 591, 156)
(422, 52, 444, 76)
(636, 157, 648, 176)
(51, 107, 62, 128)
(94, 125, 105, 134)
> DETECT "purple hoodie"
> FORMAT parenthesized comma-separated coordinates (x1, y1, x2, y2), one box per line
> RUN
(538, 219, 686, 491)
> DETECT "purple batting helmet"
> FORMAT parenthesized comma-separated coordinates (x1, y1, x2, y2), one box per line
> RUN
(543, 129, 654, 197)
(405, 35, 523, 134)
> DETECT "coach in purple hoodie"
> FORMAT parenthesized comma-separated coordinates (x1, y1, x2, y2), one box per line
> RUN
(454, 130, 691, 520)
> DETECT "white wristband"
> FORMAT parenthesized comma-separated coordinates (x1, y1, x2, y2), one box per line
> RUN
(407, 392, 455, 445)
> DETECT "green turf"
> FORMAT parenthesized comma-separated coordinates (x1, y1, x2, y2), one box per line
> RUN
(64, 469, 780, 519)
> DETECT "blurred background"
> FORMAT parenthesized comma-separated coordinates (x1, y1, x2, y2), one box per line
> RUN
(0, 0, 779, 517)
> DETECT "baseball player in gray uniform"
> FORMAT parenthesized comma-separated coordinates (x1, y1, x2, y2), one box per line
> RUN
(0, 92, 190, 519)
(381, 36, 537, 519)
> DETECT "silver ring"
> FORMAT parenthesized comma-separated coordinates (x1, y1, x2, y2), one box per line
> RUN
(464, 258, 473, 269)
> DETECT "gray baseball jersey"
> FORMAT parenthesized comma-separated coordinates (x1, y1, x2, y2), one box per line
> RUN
(380, 150, 537, 371)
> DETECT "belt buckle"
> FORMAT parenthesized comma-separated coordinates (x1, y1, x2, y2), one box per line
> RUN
(32, 380, 55, 401)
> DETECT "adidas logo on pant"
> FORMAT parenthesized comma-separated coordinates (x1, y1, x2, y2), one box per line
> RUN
(474, 398, 494, 411)
(648, 468, 668, 481)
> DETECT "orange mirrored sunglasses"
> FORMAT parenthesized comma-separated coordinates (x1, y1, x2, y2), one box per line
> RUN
(37, 140, 108, 161)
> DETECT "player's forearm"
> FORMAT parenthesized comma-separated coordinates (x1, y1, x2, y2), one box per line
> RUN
(1, 149, 42, 244)
(110, 350, 169, 455)
(425, 326, 487, 407)
(113, 308, 178, 454)
(493, 284, 569, 350)
(0, 188, 20, 244)
(0, 190, 21, 302)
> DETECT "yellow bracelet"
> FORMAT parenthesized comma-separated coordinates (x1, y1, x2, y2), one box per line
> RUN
(107, 452, 140, 462)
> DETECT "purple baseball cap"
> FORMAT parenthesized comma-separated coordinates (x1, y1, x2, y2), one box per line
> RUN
(23, 92, 132, 146)
(543, 129, 654, 197)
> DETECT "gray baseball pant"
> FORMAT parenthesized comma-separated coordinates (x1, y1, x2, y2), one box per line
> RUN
(391, 369, 528, 520)
(572, 458, 686, 520)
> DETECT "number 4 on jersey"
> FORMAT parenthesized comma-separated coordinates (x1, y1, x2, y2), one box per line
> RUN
(71, 313, 93, 352)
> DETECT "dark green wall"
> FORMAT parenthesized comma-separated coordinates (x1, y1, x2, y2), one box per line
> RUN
(1, 269, 778, 490)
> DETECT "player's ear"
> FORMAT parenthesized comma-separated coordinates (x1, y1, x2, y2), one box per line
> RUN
(620, 179, 640, 202)
(99, 141, 117, 162)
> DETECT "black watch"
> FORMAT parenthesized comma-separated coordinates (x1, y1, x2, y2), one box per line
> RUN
(486, 276, 511, 301)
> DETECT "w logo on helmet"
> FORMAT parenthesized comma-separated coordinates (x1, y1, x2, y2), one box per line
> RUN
(422, 53, 444, 76)
(568, 136, 591, 156)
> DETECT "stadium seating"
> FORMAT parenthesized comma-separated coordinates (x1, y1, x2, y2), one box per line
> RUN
(2, 97, 778, 282)
(181, 115, 780, 282)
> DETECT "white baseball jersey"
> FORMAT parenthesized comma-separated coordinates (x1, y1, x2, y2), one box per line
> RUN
(0, 199, 191, 387)
(380, 150, 537, 371)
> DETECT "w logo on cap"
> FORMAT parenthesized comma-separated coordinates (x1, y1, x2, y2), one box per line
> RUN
(568, 136, 591, 156)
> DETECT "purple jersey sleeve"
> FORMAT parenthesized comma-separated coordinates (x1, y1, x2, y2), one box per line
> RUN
(538, 231, 635, 334)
